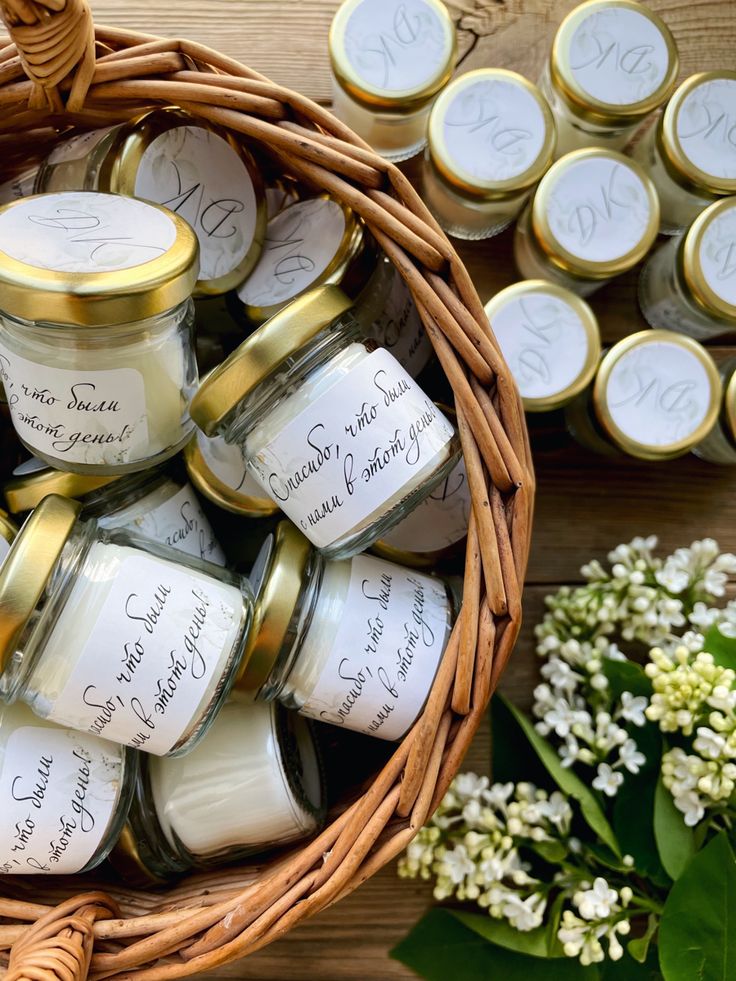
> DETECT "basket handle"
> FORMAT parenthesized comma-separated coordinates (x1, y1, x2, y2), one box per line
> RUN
(1, 0, 96, 111)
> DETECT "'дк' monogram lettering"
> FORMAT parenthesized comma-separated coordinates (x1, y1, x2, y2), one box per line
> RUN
(610, 369, 698, 416)
(679, 101, 736, 148)
(360, 6, 424, 89)
(161, 161, 245, 240)
(28, 208, 166, 264)
(446, 92, 532, 152)
(714, 240, 736, 282)
(567, 164, 636, 246)
(571, 38, 655, 76)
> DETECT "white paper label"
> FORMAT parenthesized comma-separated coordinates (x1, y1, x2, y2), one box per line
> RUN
(699, 204, 736, 308)
(0, 349, 150, 467)
(0, 168, 37, 204)
(546, 157, 652, 262)
(135, 126, 258, 283)
(344, 0, 451, 93)
(249, 349, 455, 548)
(569, 7, 670, 106)
(491, 290, 592, 400)
(46, 126, 116, 165)
(199, 431, 274, 502)
(677, 78, 736, 181)
(237, 198, 346, 308)
(371, 268, 433, 377)
(380, 456, 470, 553)
(47, 551, 243, 755)
(442, 78, 546, 183)
(604, 340, 713, 447)
(0, 192, 176, 272)
(0, 726, 120, 874)
(301, 554, 449, 738)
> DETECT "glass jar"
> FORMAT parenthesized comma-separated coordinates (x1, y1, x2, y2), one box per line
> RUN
(237, 522, 455, 740)
(0, 700, 135, 875)
(116, 701, 324, 879)
(34, 107, 266, 296)
(0, 167, 37, 205)
(0, 191, 199, 475)
(422, 69, 556, 240)
(631, 72, 736, 235)
(484, 280, 601, 411)
(190, 287, 460, 559)
(0, 495, 254, 756)
(328, 0, 457, 162)
(639, 197, 736, 340)
(184, 430, 279, 519)
(514, 148, 660, 296)
(538, 0, 679, 157)
(567, 329, 721, 460)
(694, 358, 736, 464)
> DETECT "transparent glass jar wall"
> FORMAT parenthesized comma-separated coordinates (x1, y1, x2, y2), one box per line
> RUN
(185, 429, 280, 518)
(631, 72, 736, 234)
(639, 197, 736, 340)
(328, 0, 457, 162)
(119, 701, 324, 879)
(538, 0, 679, 157)
(0, 192, 199, 476)
(237, 522, 455, 740)
(694, 358, 736, 464)
(0, 510, 17, 563)
(514, 148, 660, 296)
(190, 287, 460, 560)
(0, 496, 254, 757)
(422, 69, 556, 240)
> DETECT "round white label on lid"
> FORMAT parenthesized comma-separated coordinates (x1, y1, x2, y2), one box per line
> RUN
(677, 78, 736, 181)
(698, 204, 736, 309)
(568, 7, 670, 107)
(0, 192, 177, 273)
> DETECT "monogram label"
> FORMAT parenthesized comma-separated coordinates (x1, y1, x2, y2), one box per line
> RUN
(677, 78, 736, 180)
(699, 204, 736, 308)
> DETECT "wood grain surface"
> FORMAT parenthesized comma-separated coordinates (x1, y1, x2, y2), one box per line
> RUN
(82, 0, 736, 977)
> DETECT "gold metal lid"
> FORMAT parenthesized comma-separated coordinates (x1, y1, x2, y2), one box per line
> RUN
(550, 0, 679, 126)
(3, 460, 118, 514)
(0, 510, 18, 548)
(108, 823, 168, 887)
(530, 148, 660, 279)
(183, 433, 279, 518)
(681, 197, 736, 322)
(0, 495, 81, 673)
(0, 191, 198, 327)
(190, 285, 355, 436)
(234, 521, 312, 693)
(593, 329, 722, 460)
(724, 365, 736, 444)
(658, 72, 736, 196)
(484, 280, 601, 411)
(428, 69, 556, 199)
(329, 0, 457, 111)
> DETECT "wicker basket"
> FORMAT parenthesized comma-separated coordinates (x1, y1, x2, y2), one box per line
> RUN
(0, 2, 534, 977)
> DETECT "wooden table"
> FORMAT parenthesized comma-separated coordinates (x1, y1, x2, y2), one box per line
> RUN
(87, 1, 736, 977)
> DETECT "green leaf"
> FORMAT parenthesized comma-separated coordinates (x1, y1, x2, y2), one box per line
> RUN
(702, 626, 736, 670)
(451, 909, 559, 959)
(530, 838, 568, 864)
(653, 775, 696, 881)
(602, 658, 652, 700)
(659, 832, 736, 981)
(627, 914, 658, 964)
(503, 698, 621, 857)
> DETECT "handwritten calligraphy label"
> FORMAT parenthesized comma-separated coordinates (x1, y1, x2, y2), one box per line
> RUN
(379, 456, 470, 553)
(677, 78, 736, 180)
(369, 265, 433, 377)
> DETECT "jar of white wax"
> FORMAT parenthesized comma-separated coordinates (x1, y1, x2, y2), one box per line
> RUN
(639, 198, 736, 340)
(34, 107, 266, 296)
(632, 72, 736, 235)
(514, 148, 660, 296)
(0, 191, 199, 475)
(485, 281, 601, 411)
(538, 0, 678, 157)
(237, 522, 454, 740)
(0, 495, 254, 756)
(184, 430, 279, 518)
(566, 330, 721, 460)
(422, 69, 556, 240)
(190, 287, 459, 559)
(117, 701, 324, 878)
(328, 0, 457, 162)
(693, 359, 736, 464)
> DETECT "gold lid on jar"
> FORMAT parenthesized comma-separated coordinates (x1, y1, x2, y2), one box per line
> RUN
(0, 495, 81, 673)
(485, 280, 601, 411)
(183, 433, 279, 518)
(3, 459, 118, 514)
(0, 191, 198, 326)
(658, 72, 736, 197)
(680, 197, 736, 323)
(549, 0, 679, 126)
(530, 148, 660, 279)
(428, 70, 556, 200)
(329, 0, 457, 111)
(190, 286, 354, 436)
(593, 330, 722, 460)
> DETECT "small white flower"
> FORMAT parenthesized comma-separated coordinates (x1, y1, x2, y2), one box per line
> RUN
(558, 736, 581, 768)
(693, 726, 728, 760)
(453, 772, 489, 801)
(500, 892, 546, 931)
(689, 602, 720, 629)
(544, 699, 579, 738)
(673, 789, 706, 827)
(619, 692, 648, 727)
(574, 877, 619, 920)
(439, 844, 476, 884)
(592, 763, 624, 797)
(483, 782, 514, 809)
(541, 656, 581, 693)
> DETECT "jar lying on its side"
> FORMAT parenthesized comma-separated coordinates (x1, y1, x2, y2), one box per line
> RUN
(694, 358, 736, 464)
(422, 69, 556, 240)
(0, 495, 253, 757)
(190, 287, 460, 559)
(538, 0, 678, 157)
(639, 198, 736, 340)
(328, 0, 457, 162)
(514, 148, 660, 296)
(0, 700, 135, 875)
(115, 701, 324, 880)
(0, 191, 199, 475)
(236, 522, 455, 741)
(631, 72, 736, 235)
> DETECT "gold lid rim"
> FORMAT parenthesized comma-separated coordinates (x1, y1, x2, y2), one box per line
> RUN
(725, 364, 736, 443)
(682, 197, 736, 321)
(183, 437, 279, 518)
(3, 464, 118, 515)
(0, 511, 18, 547)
